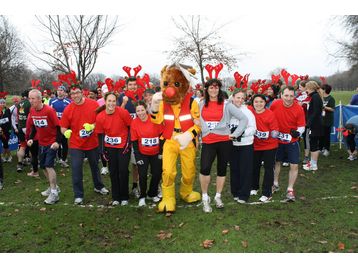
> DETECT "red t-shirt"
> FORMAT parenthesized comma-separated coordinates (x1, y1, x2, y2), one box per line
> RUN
(60, 98, 99, 150)
(131, 116, 163, 155)
(270, 99, 306, 144)
(201, 101, 230, 144)
(27, 105, 59, 146)
(249, 106, 279, 151)
(95, 107, 132, 149)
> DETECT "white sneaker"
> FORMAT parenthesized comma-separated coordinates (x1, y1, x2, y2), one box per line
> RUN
(59, 159, 69, 168)
(214, 196, 224, 208)
(5, 156, 12, 163)
(303, 162, 318, 171)
(101, 167, 109, 175)
(74, 197, 83, 205)
(322, 149, 330, 157)
(250, 190, 258, 196)
(233, 197, 239, 201)
(138, 198, 146, 207)
(94, 187, 109, 195)
(348, 155, 357, 161)
(41, 185, 61, 197)
(259, 195, 272, 203)
(148, 196, 161, 203)
(132, 187, 140, 199)
(202, 197, 212, 213)
(121, 200, 129, 206)
(157, 185, 162, 198)
(237, 199, 246, 204)
(44, 192, 59, 205)
(111, 201, 120, 206)
(282, 162, 289, 167)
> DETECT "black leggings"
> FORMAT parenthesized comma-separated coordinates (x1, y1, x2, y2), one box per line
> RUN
(319, 126, 331, 151)
(0, 132, 10, 149)
(230, 144, 253, 201)
(57, 135, 68, 161)
(346, 134, 356, 153)
(137, 153, 162, 198)
(107, 147, 130, 201)
(200, 141, 232, 176)
(252, 148, 277, 197)
(29, 140, 39, 173)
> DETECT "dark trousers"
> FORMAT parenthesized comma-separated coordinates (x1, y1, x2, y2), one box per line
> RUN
(252, 148, 277, 197)
(29, 140, 39, 173)
(319, 126, 332, 151)
(229, 144, 253, 201)
(346, 134, 356, 152)
(107, 147, 130, 201)
(100, 153, 107, 168)
(137, 154, 162, 198)
(70, 148, 105, 199)
(57, 135, 68, 161)
(0, 158, 3, 183)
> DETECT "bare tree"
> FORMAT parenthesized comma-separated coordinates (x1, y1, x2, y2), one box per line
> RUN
(334, 16, 358, 70)
(167, 16, 239, 85)
(32, 15, 118, 85)
(83, 72, 106, 90)
(0, 16, 25, 92)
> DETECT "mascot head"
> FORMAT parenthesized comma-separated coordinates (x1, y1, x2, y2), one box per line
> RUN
(160, 63, 196, 105)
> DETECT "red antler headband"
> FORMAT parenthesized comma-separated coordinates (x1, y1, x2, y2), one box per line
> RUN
(31, 80, 41, 89)
(205, 63, 224, 79)
(319, 76, 327, 85)
(280, 69, 291, 86)
(122, 65, 142, 77)
(291, 74, 300, 87)
(242, 74, 250, 89)
(234, 71, 243, 88)
(271, 74, 281, 84)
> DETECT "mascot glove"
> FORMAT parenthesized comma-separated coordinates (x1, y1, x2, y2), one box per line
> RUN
(64, 129, 72, 139)
(83, 123, 95, 132)
(173, 131, 193, 150)
(151, 92, 163, 112)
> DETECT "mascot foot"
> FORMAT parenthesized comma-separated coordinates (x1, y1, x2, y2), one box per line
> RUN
(157, 184, 176, 213)
(179, 180, 201, 203)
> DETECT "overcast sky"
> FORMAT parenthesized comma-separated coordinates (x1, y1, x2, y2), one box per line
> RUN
(3, 0, 357, 81)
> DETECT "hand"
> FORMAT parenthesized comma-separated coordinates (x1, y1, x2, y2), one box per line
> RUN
(64, 129, 72, 139)
(271, 130, 279, 138)
(151, 92, 163, 112)
(229, 134, 242, 142)
(290, 129, 300, 138)
(83, 123, 95, 131)
(123, 96, 129, 105)
(27, 139, 33, 147)
(50, 142, 59, 150)
(173, 131, 193, 150)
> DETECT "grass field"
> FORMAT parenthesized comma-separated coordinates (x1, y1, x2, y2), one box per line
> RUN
(0, 142, 357, 253)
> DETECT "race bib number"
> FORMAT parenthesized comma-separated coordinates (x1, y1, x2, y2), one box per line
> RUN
(141, 137, 159, 147)
(104, 135, 121, 145)
(56, 112, 63, 119)
(79, 129, 94, 138)
(277, 132, 292, 142)
(0, 118, 9, 124)
(255, 130, 269, 139)
(130, 113, 137, 119)
(33, 119, 48, 128)
(206, 121, 219, 130)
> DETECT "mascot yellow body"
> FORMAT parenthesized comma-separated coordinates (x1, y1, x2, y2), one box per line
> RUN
(151, 63, 201, 212)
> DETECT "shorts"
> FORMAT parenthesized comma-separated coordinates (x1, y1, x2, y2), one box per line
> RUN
(276, 141, 300, 164)
(39, 145, 57, 169)
(309, 135, 320, 152)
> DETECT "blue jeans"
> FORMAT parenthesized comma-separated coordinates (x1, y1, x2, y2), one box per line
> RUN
(70, 148, 105, 199)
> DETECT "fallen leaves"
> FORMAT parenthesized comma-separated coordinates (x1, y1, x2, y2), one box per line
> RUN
(79, 223, 84, 228)
(338, 242, 345, 250)
(222, 229, 229, 235)
(317, 240, 328, 244)
(234, 225, 240, 231)
(201, 239, 214, 249)
(241, 240, 248, 248)
(156, 230, 173, 240)
(178, 222, 185, 228)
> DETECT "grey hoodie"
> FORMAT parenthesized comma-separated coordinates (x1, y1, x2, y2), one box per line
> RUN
(199, 100, 248, 138)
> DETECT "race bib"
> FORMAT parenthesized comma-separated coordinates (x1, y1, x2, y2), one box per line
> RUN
(206, 121, 219, 130)
(79, 129, 94, 138)
(255, 130, 269, 139)
(104, 135, 121, 145)
(33, 119, 48, 128)
(277, 132, 292, 142)
(0, 118, 9, 124)
(56, 112, 63, 119)
(141, 137, 159, 147)
(130, 113, 137, 119)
